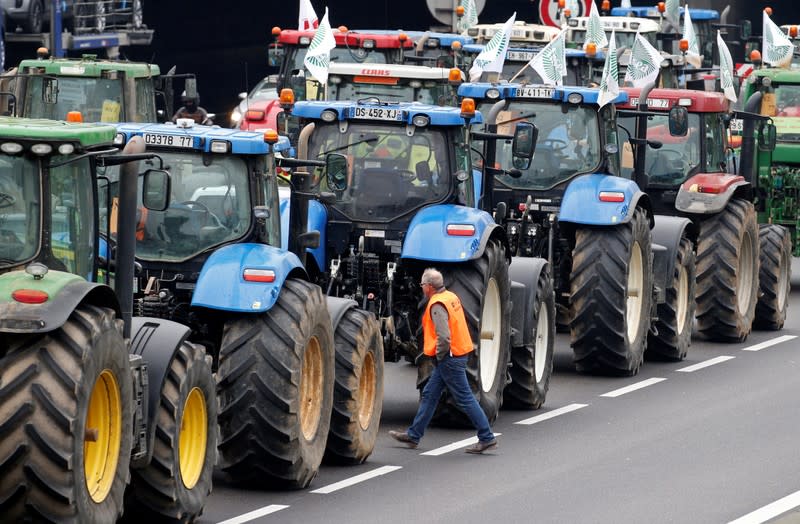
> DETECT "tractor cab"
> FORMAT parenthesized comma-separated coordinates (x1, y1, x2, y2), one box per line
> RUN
(362, 30, 473, 67)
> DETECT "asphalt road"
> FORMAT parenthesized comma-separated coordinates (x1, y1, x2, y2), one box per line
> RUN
(197, 260, 800, 524)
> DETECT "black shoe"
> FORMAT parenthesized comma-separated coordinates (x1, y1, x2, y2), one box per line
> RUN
(388, 430, 418, 449)
(465, 438, 497, 454)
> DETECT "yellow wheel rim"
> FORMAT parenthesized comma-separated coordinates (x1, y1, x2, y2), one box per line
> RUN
(300, 336, 323, 441)
(84, 369, 123, 503)
(357, 351, 376, 431)
(179, 387, 208, 490)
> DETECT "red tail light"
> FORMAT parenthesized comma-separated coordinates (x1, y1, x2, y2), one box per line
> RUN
(12, 289, 49, 304)
(245, 109, 266, 121)
(243, 269, 276, 283)
(446, 224, 476, 236)
(598, 191, 625, 203)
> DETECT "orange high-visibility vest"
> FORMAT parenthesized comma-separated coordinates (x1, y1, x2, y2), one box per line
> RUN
(422, 289, 473, 357)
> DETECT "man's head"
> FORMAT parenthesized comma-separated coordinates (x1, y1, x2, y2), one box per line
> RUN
(181, 90, 199, 111)
(420, 267, 444, 298)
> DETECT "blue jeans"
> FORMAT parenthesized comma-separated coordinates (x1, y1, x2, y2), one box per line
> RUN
(407, 355, 494, 443)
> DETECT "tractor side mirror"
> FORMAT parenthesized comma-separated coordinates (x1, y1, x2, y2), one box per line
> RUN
(668, 106, 689, 136)
(512, 122, 537, 170)
(740, 20, 752, 41)
(142, 169, 171, 211)
(42, 77, 58, 104)
(325, 153, 349, 191)
(758, 122, 777, 151)
(268, 45, 285, 67)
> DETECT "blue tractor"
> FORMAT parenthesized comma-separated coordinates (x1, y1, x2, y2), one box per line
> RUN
(108, 121, 383, 488)
(283, 98, 555, 421)
(460, 82, 697, 373)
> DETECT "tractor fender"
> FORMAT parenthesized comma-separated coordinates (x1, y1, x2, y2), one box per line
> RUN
(401, 204, 502, 262)
(651, 215, 697, 306)
(279, 189, 327, 272)
(0, 272, 120, 334)
(559, 174, 653, 227)
(191, 243, 307, 313)
(128, 316, 192, 469)
(325, 296, 359, 332)
(675, 173, 752, 215)
(508, 257, 550, 348)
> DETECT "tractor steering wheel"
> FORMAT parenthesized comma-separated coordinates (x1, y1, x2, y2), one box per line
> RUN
(539, 138, 568, 153)
(0, 192, 16, 209)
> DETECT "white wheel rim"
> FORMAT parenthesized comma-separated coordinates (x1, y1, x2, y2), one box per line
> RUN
(676, 264, 689, 335)
(479, 278, 502, 393)
(534, 301, 549, 382)
(626, 241, 644, 342)
(737, 231, 755, 315)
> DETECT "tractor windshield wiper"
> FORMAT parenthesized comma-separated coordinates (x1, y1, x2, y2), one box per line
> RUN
(320, 136, 378, 156)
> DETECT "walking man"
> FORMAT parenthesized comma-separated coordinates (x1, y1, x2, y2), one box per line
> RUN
(389, 268, 498, 454)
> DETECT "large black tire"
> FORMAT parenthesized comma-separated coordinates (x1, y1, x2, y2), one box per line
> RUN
(217, 279, 334, 489)
(0, 305, 133, 523)
(754, 224, 792, 330)
(325, 308, 384, 464)
(503, 265, 555, 410)
(695, 199, 759, 342)
(647, 236, 695, 361)
(22, 0, 44, 34)
(570, 208, 653, 376)
(436, 239, 511, 425)
(125, 341, 216, 522)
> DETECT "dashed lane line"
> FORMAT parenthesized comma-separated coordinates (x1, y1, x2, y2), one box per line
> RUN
(514, 403, 589, 425)
(599, 377, 667, 398)
(420, 432, 503, 456)
(741, 335, 797, 352)
(310, 465, 402, 494)
(677, 356, 736, 372)
(727, 489, 800, 524)
(216, 504, 290, 524)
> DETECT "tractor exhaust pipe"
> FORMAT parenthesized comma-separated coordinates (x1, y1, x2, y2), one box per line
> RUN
(116, 136, 145, 338)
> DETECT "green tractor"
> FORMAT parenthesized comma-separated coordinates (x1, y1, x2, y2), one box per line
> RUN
(0, 118, 216, 522)
(1, 53, 195, 124)
(741, 68, 800, 255)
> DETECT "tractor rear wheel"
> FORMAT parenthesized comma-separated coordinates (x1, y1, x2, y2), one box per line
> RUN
(126, 341, 216, 521)
(754, 224, 792, 330)
(571, 208, 653, 375)
(436, 239, 511, 425)
(0, 305, 132, 522)
(503, 265, 555, 409)
(695, 199, 759, 342)
(325, 308, 384, 464)
(218, 279, 334, 489)
(647, 236, 695, 361)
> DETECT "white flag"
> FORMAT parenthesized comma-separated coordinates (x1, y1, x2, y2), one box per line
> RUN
(682, 5, 702, 68)
(469, 12, 516, 82)
(584, 1, 608, 51)
(624, 32, 663, 88)
(303, 8, 336, 84)
(457, 0, 479, 34)
(298, 0, 319, 31)
(664, 0, 680, 32)
(530, 29, 568, 86)
(598, 30, 619, 109)
(763, 10, 794, 68)
(717, 30, 737, 102)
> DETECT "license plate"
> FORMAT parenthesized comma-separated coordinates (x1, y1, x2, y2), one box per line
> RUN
(515, 87, 554, 99)
(143, 133, 194, 148)
(507, 50, 536, 62)
(729, 118, 743, 132)
(351, 106, 403, 121)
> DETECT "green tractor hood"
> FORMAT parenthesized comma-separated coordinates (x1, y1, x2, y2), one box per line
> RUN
(772, 116, 800, 164)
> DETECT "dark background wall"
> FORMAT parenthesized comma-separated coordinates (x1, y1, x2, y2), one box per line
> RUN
(10, 0, 794, 120)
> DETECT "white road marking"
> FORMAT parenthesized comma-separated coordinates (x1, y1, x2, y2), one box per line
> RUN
(514, 403, 589, 425)
(599, 377, 667, 398)
(420, 432, 503, 456)
(310, 465, 402, 494)
(727, 490, 800, 524)
(741, 335, 797, 352)
(217, 505, 290, 524)
(677, 356, 735, 372)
